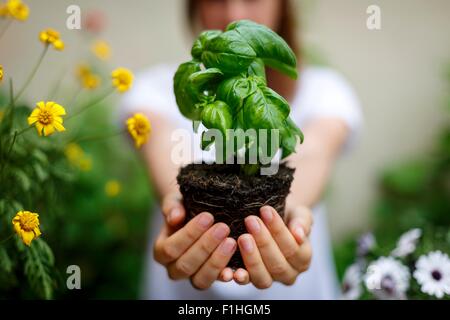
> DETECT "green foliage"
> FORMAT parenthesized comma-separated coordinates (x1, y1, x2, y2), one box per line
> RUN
(174, 20, 303, 173)
(334, 67, 450, 300)
(21, 238, 55, 300)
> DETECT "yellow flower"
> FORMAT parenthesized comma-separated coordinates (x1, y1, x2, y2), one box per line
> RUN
(28, 101, 66, 136)
(126, 113, 151, 148)
(92, 40, 111, 61)
(111, 67, 133, 93)
(64, 143, 93, 171)
(75, 64, 101, 90)
(75, 63, 91, 78)
(105, 180, 121, 197)
(39, 28, 64, 51)
(78, 157, 92, 171)
(12, 211, 41, 246)
(65, 142, 83, 163)
(82, 73, 101, 90)
(0, 64, 3, 82)
(5, 0, 29, 21)
(0, 3, 8, 17)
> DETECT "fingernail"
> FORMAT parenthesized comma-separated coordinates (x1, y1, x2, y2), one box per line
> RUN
(260, 207, 273, 223)
(237, 270, 246, 282)
(220, 239, 236, 255)
(198, 213, 213, 229)
(169, 208, 181, 224)
(246, 216, 261, 234)
(213, 224, 229, 241)
(241, 236, 254, 253)
(294, 226, 305, 242)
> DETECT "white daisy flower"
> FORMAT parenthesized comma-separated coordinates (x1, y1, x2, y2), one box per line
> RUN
(364, 256, 410, 300)
(357, 232, 376, 257)
(342, 263, 362, 300)
(413, 251, 450, 299)
(391, 228, 422, 258)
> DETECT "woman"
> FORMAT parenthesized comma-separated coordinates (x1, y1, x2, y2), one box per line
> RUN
(122, 0, 362, 299)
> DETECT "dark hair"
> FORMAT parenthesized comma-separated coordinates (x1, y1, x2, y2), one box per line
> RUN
(186, 0, 300, 59)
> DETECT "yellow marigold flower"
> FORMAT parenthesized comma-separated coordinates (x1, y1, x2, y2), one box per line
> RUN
(126, 113, 151, 148)
(0, 4, 8, 17)
(28, 101, 66, 136)
(0, 64, 3, 82)
(92, 40, 111, 61)
(82, 73, 101, 90)
(12, 211, 41, 246)
(105, 180, 121, 197)
(74, 64, 101, 90)
(5, 0, 29, 21)
(64, 143, 93, 171)
(78, 157, 92, 171)
(112, 67, 133, 93)
(75, 63, 91, 78)
(65, 142, 83, 163)
(39, 28, 64, 51)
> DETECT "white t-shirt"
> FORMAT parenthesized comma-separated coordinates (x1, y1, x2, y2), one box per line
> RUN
(121, 64, 363, 300)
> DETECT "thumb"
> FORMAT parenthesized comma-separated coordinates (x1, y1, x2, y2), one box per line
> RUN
(161, 191, 186, 227)
(287, 206, 313, 245)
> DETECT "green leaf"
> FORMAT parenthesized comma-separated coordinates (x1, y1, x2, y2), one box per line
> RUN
(201, 100, 233, 137)
(0, 247, 13, 273)
(247, 58, 267, 83)
(173, 60, 203, 120)
(191, 30, 222, 59)
(216, 75, 258, 115)
(187, 68, 224, 97)
(280, 117, 304, 159)
(22, 238, 55, 300)
(33, 162, 49, 182)
(201, 130, 215, 151)
(13, 168, 31, 192)
(243, 85, 290, 131)
(202, 29, 256, 75)
(226, 20, 298, 79)
(32, 149, 48, 165)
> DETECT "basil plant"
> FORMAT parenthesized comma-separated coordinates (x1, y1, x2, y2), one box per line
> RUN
(174, 20, 304, 175)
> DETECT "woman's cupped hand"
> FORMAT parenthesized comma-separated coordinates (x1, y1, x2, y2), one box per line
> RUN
(153, 191, 313, 290)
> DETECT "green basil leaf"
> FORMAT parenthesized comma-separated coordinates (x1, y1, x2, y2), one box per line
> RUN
(216, 75, 258, 115)
(201, 130, 215, 151)
(280, 117, 304, 159)
(243, 85, 290, 131)
(173, 60, 202, 120)
(191, 30, 222, 59)
(187, 68, 224, 97)
(247, 58, 267, 83)
(202, 29, 256, 75)
(201, 100, 233, 137)
(227, 20, 298, 79)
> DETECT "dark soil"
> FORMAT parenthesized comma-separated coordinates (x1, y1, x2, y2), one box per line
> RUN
(177, 163, 295, 269)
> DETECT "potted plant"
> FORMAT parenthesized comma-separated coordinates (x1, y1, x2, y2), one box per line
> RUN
(174, 20, 303, 268)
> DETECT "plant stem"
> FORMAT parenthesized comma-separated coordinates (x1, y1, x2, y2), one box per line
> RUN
(65, 87, 114, 121)
(47, 65, 69, 100)
(13, 45, 49, 103)
(69, 129, 126, 144)
(67, 86, 83, 109)
(0, 19, 12, 40)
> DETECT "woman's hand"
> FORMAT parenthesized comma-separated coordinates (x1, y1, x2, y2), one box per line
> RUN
(230, 205, 313, 288)
(153, 191, 237, 290)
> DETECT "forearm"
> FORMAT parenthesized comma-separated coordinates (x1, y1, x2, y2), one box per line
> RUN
(140, 112, 184, 202)
(286, 118, 349, 209)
